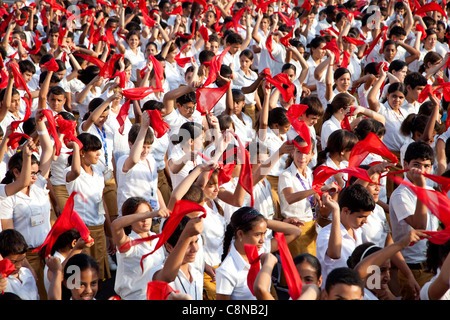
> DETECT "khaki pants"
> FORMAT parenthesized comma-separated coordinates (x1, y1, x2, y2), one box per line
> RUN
(26, 248, 47, 300)
(103, 177, 118, 222)
(244, 104, 257, 128)
(398, 264, 434, 300)
(53, 184, 69, 213)
(266, 175, 281, 220)
(84, 224, 111, 281)
(203, 265, 220, 300)
(158, 169, 172, 207)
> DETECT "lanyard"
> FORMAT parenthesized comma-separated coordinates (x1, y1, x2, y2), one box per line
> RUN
(296, 172, 314, 208)
(95, 125, 109, 170)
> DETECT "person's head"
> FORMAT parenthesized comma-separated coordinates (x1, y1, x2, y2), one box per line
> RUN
(381, 39, 398, 62)
(268, 107, 291, 135)
(386, 82, 406, 109)
(121, 197, 153, 235)
(225, 32, 243, 55)
(423, 28, 438, 50)
(176, 91, 196, 119)
(388, 59, 408, 82)
(171, 121, 204, 152)
(63, 253, 99, 300)
(85, 97, 109, 127)
(419, 51, 442, 74)
(354, 118, 386, 141)
(49, 229, 80, 257)
(164, 216, 199, 264)
(403, 72, 428, 101)
(400, 113, 439, 144)
(317, 129, 359, 166)
(333, 68, 351, 92)
(207, 34, 220, 54)
(299, 96, 324, 127)
(1, 150, 40, 185)
(239, 49, 254, 71)
(230, 89, 246, 115)
(308, 36, 327, 60)
(346, 243, 391, 291)
(338, 183, 375, 229)
(215, 65, 233, 87)
(403, 141, 434, 178)
(222, 207, 267, 261)
(282, 63, 297, 83)
(46, 85, 66, 113)
(77, 65, 101, 85)
(18, 60, 36, 83)
(286, 135, 316, 171)
(324, 92, 355, 122)
(0, 229, 28, 275)
(322, 267, 364, 300)
(128, 123, 154, 159)
(76, 133, 102, 166)
(388, 25, 406, 41)
(247, 140, 270, 169)
(125, 29, 140, 49)
(293, 253, 323, 287)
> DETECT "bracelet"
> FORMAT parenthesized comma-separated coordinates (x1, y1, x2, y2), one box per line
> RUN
(37, 130, 47, 136)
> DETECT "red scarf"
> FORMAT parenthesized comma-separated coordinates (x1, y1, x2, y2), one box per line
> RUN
(348, 132, 398, 168)
(73, 53, 105, 69)
(202, 47, 230, 88)
(264, 70, 295, 103)
(32, 192, 92, 257)
(232, 132, 254, 206)
(147, 281, 179, 300)
(146, 109, 170, 139)
(244, 244, 261, 296)
(196, 81, 231, 115)
(40, 109, 62, 156)
(312, 166, 374, 195)
(41, 57, 59, 72)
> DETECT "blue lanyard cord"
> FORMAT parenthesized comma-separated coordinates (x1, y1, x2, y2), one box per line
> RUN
(95, 126, 109, 169)
(296, 173, 315, 208)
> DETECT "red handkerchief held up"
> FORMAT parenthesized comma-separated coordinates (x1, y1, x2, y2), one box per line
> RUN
(40, 109, 62, 156)
(348, 132, 398, 167)
(265, 72, 296, 103)
(146, 109, 170, 138)
(415, 2, 447, 18)
(274, 232, 302, 300)
(147, 281, 179, 300)
(41, 58, 59, 72)
(148, 54, 164, 90)
(116, 100, 131, 135)
(244, 244, 261, 296)
(196, 81, 231, 115)
(32, 191, 92, 257)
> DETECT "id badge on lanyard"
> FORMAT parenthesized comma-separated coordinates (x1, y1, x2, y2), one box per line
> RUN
(96, 126, 113, 182)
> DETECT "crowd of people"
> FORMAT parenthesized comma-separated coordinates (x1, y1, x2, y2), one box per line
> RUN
(0, 0, 450, 302)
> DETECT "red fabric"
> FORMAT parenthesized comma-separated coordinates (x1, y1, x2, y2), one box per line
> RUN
(280, 27, 294, 47)
(0, 68, 7, 89)
(32, 192, 92, 257)
(340, 51, 350, 68)
(99, 54, 123, 79)
(149, 54, 163, 90)
(415, 2, 447, 18)
(289, 120, 312, 154)
(202, 47, 230, 87)
(274, 232, 302, 300)
(276, 11, 296, 27)
(363, 25, 388, 57)
(199, 24, 209, 42)
(388, 175, 450, 245)
(422, 173, 450, 194)
(176, 19, 196, 39)
(121, 86, 163, 100)
(312, 166, 373, 195)
(0, 259, 15, 278)
(340, 106, 356, 131)
(166, 5, 183, 15)
(118, 200, 207, 272)
(196, 81, 231, 115)
(255, 0, 277, 13)
(7, 61, 31, 132)
(7, 132, 30, 150)
(73, 53, 105, 69)
(146, 109, 170, 138)
(231, 7, 247, 33)
(28, 33, 42, 55)
(300, 0, 312, 11)
(323, 38, 340, 64)
(112, 70, 127, 88)
(116, 100, 131, 135)
(343, 36, 365, 46)
(286, 104, 309, 120)
(147, 281, 179, 300)
(232, 132, 254, 206)
(348, 132, 398, 167)
(58, 25, 67, 47)
(55, 115, 83, 150)
(265, 34, 278, 62)
(174, 44, 192, 67)
(320, 26, 340, 38)
(244, 244, 261, 296)
(417, 84, 435, 103)
(265, 71, 295, 103)
(0, 11, 14, 34)
(40, 109, 62, 156)
(375, 61, 389, 74)
(105, 27, 117, 47)
(415, 24, 427, 40)
(41, 58, 59, 72)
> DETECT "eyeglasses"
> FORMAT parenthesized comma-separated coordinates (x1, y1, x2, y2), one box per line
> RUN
(182, 105, 195, 112)
(31, 170, 41, 177)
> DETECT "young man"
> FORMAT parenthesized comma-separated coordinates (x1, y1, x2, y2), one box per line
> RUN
(115, 111, 166, 217)
(389, 141, 440, 300)
(316, 183, 376, 286)
(402, 72, 428, 114)
(321, 267, 365, 300)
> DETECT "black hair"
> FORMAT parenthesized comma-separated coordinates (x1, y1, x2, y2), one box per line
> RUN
(293, 253, 322, 278)
(171, 121, 203, 146)
(347, 242, 381, 269)
(404, 71, 429, 90)
(225, 32, 244, 45)
(0, 229, 28, 257)
(324, 267, 364, 295)
(77, 65, 100, 85)
(403, 140, 435, 164)
(426, 238, 450, 274)
(354, 118, 386, 140)
(176, 91, 196, 106)
(315, 129, 358, 169)
(222, 207, 267, 261)
(1, 151, 39, 184)
(338, 183, 376, 212)
(128, 123, 154, 145)
(18, 59, 36, 74)
(63, 253, 99, 281)
(121, 197, 152, 235)
(164, 215, 190, 248)
(50, 229, 80, 256)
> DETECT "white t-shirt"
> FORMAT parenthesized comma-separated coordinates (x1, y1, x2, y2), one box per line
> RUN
(115, 230, 165, 300)
(5, 267, 39, 300)
(202, 200, 227, 267)
(360, 203, 391, 248)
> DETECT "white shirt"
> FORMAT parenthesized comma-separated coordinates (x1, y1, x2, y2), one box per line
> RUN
(5, 267, 39, 300)
(64, 165, 106, 226)
(257, 127, 288, 177)
(202, 201, 227, 267)
(230, 113, 254, 146)
(278, 163, 314, 222)
(116, 153, 159, 216)
(115, 230, 165, 300)
(316, 222, 363, 287)
(420, 272, 450, 300)
(360, 203, 390, 248)
(378, 101, 415, 151)
(389, 177, 440, 264)
(0, 175, 51, 248)
(215, 239, 271, 300)
(244, 178, 274, 221)
(168, 144, 204, 190)
(321, 115, 342, 149)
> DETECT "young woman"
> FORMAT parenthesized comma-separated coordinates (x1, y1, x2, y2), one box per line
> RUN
(117, 30, 146, 84)
(215, 206, 302, 300)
